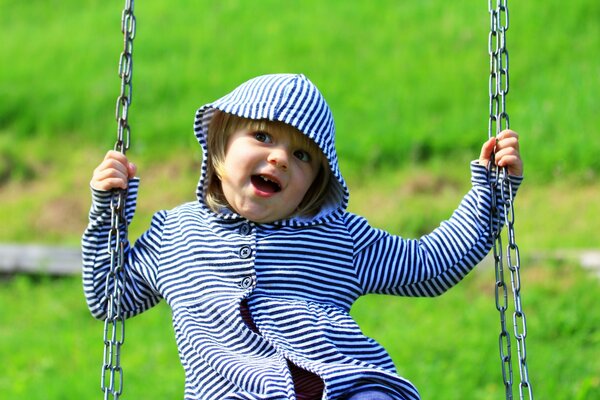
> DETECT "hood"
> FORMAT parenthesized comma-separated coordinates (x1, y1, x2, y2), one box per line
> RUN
(193, 73, 349, 225)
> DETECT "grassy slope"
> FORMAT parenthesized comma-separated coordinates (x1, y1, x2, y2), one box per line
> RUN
(1, 0, 599, 247)
(1, 1, 599, 177)
(0, 1, 599, 399)
(1, 149, 597, 250)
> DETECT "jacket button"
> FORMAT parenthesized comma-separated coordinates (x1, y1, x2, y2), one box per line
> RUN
(239, 246, 252, 259)
(240, 276, 253, 289)
(239, 224, 251, 236)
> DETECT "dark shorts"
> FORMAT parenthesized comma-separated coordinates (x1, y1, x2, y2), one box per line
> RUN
(346, 390, 395, 400)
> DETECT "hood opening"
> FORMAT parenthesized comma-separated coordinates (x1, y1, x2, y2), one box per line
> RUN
(193, 74, 349, 225)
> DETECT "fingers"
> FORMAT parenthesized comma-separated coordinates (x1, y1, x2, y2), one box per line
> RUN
(479, 129, 523, 177)
(90, 150, 137, 191)
(495, 130, 523, 176)
(479, 137, 497, 167)
(127, 160, 137, 178)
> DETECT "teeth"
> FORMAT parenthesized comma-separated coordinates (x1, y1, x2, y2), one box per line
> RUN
(260, 175, 276, 184)
(259, 175, 280, 189)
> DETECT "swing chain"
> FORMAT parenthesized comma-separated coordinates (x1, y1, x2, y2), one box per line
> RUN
(102, 1, 136, 399)
(114, 0, 136, 154)
(487, 1, 533, 399)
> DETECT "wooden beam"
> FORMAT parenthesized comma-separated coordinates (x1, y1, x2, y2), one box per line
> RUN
(0, 244, 81, 276)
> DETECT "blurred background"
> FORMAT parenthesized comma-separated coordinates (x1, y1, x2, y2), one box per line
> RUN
(1, 0, 598, 398)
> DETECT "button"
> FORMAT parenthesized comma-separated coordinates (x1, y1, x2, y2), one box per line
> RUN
(239, 246, 252, 259)
(239, 224, 251, 236)
(239, 276, 253, 289)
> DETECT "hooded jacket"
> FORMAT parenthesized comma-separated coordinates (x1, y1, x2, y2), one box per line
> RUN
(82, 74, 522, 399)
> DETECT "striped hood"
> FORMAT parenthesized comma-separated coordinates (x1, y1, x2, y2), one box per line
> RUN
(193, 74, 349, 224)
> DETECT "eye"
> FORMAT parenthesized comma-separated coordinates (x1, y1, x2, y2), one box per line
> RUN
(293, 149, 312, 162)
(254, 131, 272, 143)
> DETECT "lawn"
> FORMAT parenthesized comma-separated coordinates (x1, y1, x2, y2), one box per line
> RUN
(1, 0, 599, 398)
(1, 258, 598, 399)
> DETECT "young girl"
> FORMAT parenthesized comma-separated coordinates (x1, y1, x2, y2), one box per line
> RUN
(83, 73, 523, 400)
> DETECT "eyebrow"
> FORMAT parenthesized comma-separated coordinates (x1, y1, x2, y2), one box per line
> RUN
(251, 121, 319, 157)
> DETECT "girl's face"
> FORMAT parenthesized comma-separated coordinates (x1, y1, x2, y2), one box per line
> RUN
(219, 125, 321, 223)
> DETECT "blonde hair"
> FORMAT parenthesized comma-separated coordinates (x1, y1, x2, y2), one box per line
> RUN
(205, 110, 331, 219)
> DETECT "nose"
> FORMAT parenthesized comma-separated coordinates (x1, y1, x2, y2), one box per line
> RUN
(267, 147, 289, 170)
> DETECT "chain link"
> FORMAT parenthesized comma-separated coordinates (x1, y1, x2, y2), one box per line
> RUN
(102, 1, 136, 399)
(487, 1, 533, 399)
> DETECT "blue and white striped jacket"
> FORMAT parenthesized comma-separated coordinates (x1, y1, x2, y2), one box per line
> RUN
(82, 74, 522, 399)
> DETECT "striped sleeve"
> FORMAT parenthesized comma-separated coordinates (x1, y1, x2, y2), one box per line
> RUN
(81, 178, 164, 320)
(348, 161, 522, 297)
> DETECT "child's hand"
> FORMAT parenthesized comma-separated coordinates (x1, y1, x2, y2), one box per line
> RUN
(479, 129, 523, 177)
(91, 150, 137, 191)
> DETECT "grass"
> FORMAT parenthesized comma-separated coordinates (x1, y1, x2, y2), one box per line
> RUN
(1, 1, 599, 398)
(0, 275, 182, 398)
(1, 0, 598, 248)
(1, 259, 598, 399)
(2, 146, 597, 250)
(1, 0, 599, 182)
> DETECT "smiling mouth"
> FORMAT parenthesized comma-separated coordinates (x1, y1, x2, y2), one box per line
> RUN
(251, 175, 281, 193)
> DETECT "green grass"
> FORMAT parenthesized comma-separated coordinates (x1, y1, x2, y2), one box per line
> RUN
(0, 275, 182, 398)
(355, 261, 600, 399)
(1, 0, 598, 247)
(1, 259, 598, 399)
(0, 1, 599, 398)
(1, 0, 599, 181)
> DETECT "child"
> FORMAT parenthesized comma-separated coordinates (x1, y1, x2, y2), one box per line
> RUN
(83, 74, 523, 400)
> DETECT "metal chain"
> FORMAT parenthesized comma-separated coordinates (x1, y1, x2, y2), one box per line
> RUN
(102, 1, 136, 399)
(487, 2, 533, 399)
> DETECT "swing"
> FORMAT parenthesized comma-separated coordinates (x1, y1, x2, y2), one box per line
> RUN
(100, 0, 134, 398)
(487, 2, 533, 399)
(98, 1, 533, 399)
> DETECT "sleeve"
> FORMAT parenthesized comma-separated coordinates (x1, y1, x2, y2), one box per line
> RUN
(348, 161, 523, 297)
(81, 178, 165, 320)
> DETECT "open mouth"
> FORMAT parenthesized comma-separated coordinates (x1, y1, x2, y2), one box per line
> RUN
(251, 175, 281, 193)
